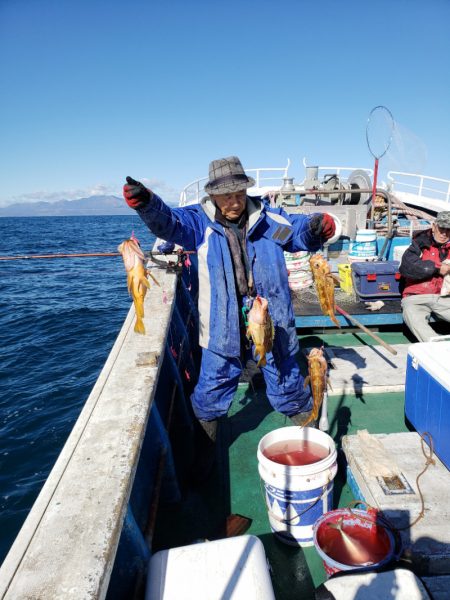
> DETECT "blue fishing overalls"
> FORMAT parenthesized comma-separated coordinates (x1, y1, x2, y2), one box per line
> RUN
(137, 193, 323, 421)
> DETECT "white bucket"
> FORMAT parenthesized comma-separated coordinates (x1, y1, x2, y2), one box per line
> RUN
(289, 278, 312, 290)
(284, 251, 310, 262)
(349, 229, 377, 258)
(257, 426, 338, 547)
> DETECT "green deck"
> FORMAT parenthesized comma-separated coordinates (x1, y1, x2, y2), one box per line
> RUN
(153, 332, 411, 600)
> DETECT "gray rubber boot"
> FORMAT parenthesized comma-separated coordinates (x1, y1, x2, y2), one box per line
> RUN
(289, 411, 316, 428)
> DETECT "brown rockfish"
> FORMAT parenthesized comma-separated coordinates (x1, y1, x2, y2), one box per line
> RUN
(303, 347, 330, 427)
(118, 236, 158, 334)
(309, 253, 340, 327)
(246, 296, 274, 367)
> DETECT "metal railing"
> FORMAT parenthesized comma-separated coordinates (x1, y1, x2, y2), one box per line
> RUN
(301, 157, 373, 182)
(179, 159, 291, 205)
(387, 170, 450, 205)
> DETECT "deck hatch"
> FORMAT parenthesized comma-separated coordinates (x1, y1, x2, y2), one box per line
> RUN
(376, 473, 415, 495)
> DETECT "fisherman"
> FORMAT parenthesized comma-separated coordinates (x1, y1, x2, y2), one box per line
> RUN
(399, 210, 450, 342)
(123, 156, 336, 470)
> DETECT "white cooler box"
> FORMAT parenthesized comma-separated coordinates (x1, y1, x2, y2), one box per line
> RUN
(405, 340, 450, 469)
(145, 535, 275, 600)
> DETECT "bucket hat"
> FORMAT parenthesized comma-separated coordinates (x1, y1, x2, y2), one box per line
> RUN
(436, 211, 450, 229)
(204, 156, 255, 195)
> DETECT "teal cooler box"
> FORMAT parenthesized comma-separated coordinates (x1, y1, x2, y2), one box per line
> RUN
(351, 260, 401, 300)
(405, 341, 450, 469)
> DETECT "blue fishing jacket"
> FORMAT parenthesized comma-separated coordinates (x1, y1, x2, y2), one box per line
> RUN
(137, 194, 322, 359)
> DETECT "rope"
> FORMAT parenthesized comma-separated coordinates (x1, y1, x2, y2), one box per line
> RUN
(344, 432, 436, 559)
(372, 194, 436, 237)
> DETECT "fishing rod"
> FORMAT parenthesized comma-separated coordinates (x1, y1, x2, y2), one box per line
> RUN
(0, 250, 196, 261)
(335, 304, 397, 355)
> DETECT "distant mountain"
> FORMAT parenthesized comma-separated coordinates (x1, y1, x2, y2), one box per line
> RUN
(0, 195, 136, 217)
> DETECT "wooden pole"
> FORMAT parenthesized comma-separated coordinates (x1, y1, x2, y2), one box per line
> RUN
(335, 304, 397, 355)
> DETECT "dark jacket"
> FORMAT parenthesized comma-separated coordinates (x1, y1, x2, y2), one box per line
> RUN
(399, 229, 450, 296)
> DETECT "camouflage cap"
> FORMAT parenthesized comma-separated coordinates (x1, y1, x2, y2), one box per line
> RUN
(436, 211, 450, 228)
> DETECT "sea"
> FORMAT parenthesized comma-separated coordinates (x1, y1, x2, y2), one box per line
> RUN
(0, 215, 156, 565)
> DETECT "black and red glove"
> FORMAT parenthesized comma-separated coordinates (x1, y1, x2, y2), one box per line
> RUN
(309, 213, 336, 241)
(123, 176, 152, 209)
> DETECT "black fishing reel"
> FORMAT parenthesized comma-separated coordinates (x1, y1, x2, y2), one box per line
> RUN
(145, 249, 191, 273)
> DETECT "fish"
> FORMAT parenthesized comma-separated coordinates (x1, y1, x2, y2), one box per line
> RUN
(309, 253, 340, 327)
(246, 296, 274, 368)
(303, 347, 330, 427)
(117, 236, 159, 334)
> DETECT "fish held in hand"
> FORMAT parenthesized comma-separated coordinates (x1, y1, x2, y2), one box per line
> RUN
(246, 296, 274, 367)
(303, 347, 330, 427)
(309, 254, 340, 327)
(118, 236, 157, 335)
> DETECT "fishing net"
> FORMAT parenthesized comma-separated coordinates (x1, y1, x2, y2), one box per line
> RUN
(366, 106, 395, 161)
(292, 283, 358, 308)
(383, 119, 428, 175)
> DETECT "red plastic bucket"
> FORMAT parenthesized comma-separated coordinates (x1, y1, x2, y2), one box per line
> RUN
(313, 508, 395, 577)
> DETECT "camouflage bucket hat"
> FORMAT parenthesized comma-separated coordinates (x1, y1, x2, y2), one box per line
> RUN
(204, 156, 255, 195)
(436, 211, 450, 228)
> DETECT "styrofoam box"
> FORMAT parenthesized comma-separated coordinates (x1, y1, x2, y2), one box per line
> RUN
(405, 341, 450, 469)
(319, 568, 430, 599)
(145, 535, 275, 600)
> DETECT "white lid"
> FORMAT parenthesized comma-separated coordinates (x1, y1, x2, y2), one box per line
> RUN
(408, 341, 450, 391)
(146, 535, 275, 600)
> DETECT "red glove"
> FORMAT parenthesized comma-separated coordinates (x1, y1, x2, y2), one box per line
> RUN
(123, 176, 152, 209)
(310, 213, 336, 241)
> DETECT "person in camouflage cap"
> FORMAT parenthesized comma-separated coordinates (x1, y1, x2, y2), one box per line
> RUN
(399, 210, 450, 341)
(436, 210, 450, 229)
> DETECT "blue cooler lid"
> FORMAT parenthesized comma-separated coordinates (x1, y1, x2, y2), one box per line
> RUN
(351, 260, 400, 275)
(408, 341, 450, 391)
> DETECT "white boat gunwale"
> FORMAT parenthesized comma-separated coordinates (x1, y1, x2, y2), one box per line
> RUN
(0, 258, 178, 599)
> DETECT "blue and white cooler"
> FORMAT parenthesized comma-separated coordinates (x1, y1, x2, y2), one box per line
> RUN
(405, 339, 450, 470)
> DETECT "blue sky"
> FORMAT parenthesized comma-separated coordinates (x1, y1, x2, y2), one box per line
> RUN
(1, 0, 449, 206)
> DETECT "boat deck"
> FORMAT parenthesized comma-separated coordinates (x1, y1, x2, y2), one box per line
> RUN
(151, 331, 411, 600)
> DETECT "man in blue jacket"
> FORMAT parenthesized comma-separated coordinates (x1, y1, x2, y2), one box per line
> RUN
(123, 156, 335, 448)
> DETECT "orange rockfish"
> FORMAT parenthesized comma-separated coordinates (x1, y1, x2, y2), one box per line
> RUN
(246, 296, 274, 367)
(303, 347, 330, 427)
(118, 236, 158, 334)
(309, 253, 340, 327)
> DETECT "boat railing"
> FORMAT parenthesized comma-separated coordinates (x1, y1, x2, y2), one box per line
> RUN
(388, 171, 450, 205)
(179, 159, 291, 205)
(301, 157, 374, 183)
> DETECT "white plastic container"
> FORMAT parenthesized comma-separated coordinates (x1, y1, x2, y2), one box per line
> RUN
(257, 426, 337, 547)
(393, 244, 408, 262)
(349, 229, 377, 258)
(146, 535, 275, 600)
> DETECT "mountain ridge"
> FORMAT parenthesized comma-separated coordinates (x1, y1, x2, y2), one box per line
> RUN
(0, 195, 139, 217)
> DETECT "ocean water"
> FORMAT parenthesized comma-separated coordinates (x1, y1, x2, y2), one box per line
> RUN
(0, 215, 156, 564)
